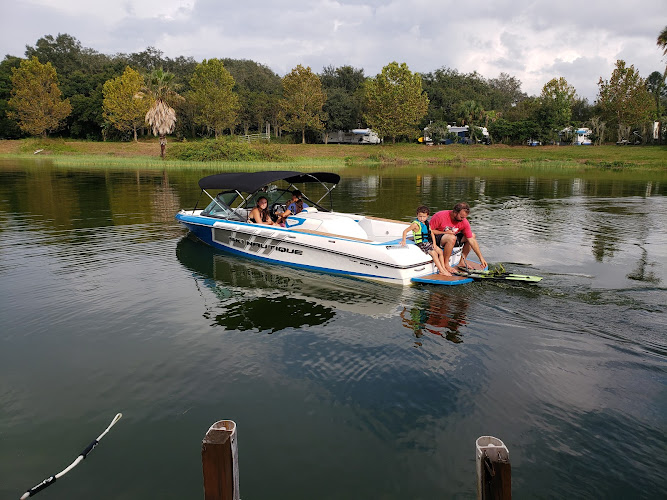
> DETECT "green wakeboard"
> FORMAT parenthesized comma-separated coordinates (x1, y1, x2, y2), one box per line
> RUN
(454, 269, 543, 283)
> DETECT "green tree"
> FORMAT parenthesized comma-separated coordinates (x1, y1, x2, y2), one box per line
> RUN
(25, 33, 119, 139)
(364, 62, 429, 143)
(456, 100, 483, 126)
(646, 70, 666, 143)
(279, 65, 326, 144)
(0, 56, 23, 138)
(25, 34, 89, 76)
(422, 68, 485, 124)
(189, 59, 239, 138)
(421, 68, 519, 126)
(597, 60, 654, 142)
(646, 71, 666, 117)
(571, 97, 594, 124)
(539, 77, 577, 141)
(8, 56, 71, 137)
(487, 72, 527, 111)
(455, 100, 485, 142)
(221, 59, 282, 135)
(588, 116, 606, 146)
(102, 66, 149, 141)
(143, 68, 182, 158)
(320, 65, 366, 135)
(488, 118, 541, 145)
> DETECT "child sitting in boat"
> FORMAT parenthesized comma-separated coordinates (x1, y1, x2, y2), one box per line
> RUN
(400, 206, 451, 276)
(286, 190, 308, 215)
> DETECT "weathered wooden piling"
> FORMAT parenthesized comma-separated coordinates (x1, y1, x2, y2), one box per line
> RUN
(476, 436, 511, 500)
(202, 420, 239, 500)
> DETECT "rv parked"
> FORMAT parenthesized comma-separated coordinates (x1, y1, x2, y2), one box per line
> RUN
(560, 126, 592, 145)
(421, 125, 490, 145)
(324, 128, 382, 144)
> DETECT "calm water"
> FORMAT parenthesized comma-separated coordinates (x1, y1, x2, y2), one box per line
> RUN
(1, 161, 666, 499)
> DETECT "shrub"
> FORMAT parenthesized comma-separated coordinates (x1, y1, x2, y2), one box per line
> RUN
(169, 138, 287, 162)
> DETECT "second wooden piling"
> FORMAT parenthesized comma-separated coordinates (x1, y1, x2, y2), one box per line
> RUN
(202, 420, 239, 500)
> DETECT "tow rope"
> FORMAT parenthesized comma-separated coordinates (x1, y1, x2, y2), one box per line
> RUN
(20, 413, 122, 499)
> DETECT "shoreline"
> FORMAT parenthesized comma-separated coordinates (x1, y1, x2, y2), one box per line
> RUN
(1, 138, 666, 171)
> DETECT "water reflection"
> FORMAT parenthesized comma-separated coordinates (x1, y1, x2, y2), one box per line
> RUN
(176, 236, 411, 333)
(400, 293, 469, 345)
(0, 165, 186, 232)
(626, 245, 660, 283)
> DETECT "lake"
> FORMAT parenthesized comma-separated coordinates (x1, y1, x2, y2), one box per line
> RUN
(1, 160, 665, 499)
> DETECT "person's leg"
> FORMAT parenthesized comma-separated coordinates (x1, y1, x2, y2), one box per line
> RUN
(438, 233, 457, 273)
(461, 233, 473, 259)
(434, 246, 449, 275)
(429, 249, 450, 276)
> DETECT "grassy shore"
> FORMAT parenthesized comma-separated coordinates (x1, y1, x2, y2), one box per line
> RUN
(1, 137, 666, 171)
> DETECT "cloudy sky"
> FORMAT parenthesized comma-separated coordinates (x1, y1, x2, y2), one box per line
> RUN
(2, 0, 665, 101)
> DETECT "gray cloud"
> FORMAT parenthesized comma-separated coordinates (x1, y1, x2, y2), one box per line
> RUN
(1, 0, 665, 101)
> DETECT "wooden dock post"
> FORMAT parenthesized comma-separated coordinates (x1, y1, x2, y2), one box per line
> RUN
(202, 420, 239, 500)
(476, 436, 511, 500)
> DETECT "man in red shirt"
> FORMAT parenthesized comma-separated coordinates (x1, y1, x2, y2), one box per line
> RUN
(429, 202, 488, 274)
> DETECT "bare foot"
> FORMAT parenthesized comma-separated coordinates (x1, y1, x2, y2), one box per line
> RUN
(440, 268, 452, 277)
(445, 266, 456, 275)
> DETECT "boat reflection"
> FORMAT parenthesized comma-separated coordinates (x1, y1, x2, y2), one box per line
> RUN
(176, 236, 411, 333)
(400, 292, 469, 345)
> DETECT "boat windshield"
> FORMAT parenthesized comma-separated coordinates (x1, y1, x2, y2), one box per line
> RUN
(244, 187, 293, 209)
(202, 193, 246, 221)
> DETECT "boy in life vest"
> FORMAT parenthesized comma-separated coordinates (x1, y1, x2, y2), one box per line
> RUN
(400, 206, 451, 276)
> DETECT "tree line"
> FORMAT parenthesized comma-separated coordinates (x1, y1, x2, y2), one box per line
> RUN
(1, 32, 666, 148)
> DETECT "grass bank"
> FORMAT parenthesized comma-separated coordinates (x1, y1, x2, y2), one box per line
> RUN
(1, 138, 666, 170)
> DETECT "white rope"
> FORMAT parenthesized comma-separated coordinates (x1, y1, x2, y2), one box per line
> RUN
(20, 413, 122, 499)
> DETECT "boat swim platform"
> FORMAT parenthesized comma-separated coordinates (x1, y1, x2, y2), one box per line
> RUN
(411, 273, 474, 285)
(411, 260, 485, 286)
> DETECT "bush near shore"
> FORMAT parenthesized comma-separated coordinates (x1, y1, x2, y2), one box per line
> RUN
(0, 138, 666, 170)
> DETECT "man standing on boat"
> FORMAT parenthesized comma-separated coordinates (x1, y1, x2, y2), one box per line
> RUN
(430, 202, 488, 274)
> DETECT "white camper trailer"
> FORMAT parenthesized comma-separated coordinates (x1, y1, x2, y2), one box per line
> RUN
(324, 128, 382, 144)
(561, 126, 592, 145)
(573, 127, 592, 145)
(422, 125, 490, 144)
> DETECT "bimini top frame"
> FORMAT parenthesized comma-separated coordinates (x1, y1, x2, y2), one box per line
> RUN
(194, 171, 340, 213)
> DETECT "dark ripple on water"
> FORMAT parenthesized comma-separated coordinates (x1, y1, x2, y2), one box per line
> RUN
(472, 281, 667, 358)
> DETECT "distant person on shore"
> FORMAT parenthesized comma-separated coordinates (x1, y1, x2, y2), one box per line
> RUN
(430, 202, 487, 274)
(400, 205, 450, 276)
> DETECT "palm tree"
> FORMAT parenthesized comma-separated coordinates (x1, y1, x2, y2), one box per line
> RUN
(658, 26, 667, 56)
(144, 68, 181, 158)
(457, 100, 484, 142)
(646, 71, 666, 144)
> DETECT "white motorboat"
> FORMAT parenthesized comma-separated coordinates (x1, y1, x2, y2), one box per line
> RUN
(175, 171, 476, 285)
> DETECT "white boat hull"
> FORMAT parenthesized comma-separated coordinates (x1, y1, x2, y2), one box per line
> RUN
(176, 209, 438, 285)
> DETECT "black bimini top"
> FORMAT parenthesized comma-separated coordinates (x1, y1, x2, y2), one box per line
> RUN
(198, 171, 340, 193)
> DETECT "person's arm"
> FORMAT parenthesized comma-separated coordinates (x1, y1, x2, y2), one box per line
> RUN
(276, 209, 292, 224)
(401, 222, 418, 246)
(430, 225, 454, 236)
(466, 236, 487, 268)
